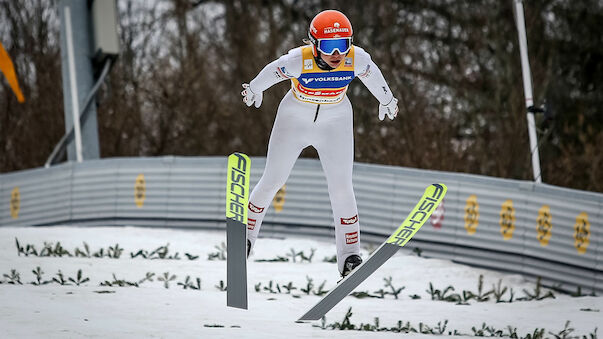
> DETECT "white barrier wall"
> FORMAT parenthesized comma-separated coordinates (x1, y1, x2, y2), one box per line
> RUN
(1, 156, 601, 293)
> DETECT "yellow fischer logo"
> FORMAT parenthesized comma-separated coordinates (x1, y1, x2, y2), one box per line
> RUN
(536, 205, 552, 246)
(464, 195, 479, 235)
(134, 174, 146, 208)
(10, 186, 20, 219)
(387, 184, 447, 247)
(226, 153, 251, 223)
(573, 212, 590, 254)
(273, 185, 286, 213)
(499, 199, 515, 240)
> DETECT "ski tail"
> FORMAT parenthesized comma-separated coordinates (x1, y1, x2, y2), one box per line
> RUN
(226, 152, 251, 309)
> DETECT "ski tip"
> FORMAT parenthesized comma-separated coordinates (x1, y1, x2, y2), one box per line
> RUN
(433, 182, 448, 190)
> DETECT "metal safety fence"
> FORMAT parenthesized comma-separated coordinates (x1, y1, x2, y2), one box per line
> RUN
(1, 156, 601, 293)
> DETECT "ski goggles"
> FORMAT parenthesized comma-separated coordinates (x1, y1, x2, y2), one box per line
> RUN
(316, 37, 352, 55)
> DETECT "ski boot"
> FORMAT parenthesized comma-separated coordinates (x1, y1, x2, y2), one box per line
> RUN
(341, 254, 362, 278)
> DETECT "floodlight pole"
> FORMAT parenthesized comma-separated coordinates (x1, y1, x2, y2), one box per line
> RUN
(59, 0, 100, 162)
(63, 6, 84, 162)
(52, 0, 119, 166)
(514, 0, 542, 183)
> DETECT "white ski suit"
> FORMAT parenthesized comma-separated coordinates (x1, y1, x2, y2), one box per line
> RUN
(244, 45, 396, 273)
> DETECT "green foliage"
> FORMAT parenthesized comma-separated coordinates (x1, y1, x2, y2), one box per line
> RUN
(518, 277, 555, 301)
(177, 276, 201, 290)
(15, 239, 191, 261)
(254, 256, 289, 262)
(37, 242, 71, 257)
(463, 275, 493, 302)
(316, 308, 598, 338)
(215, 280, 227, 291)
(131, 243, 181, 260)
(316, 307, 449, 334)
(262, 280, 280, 294)
(138, 272, 155, 285)
(2, 269, 22, 285)
(31, 266, 51, 285)
(52, 270, 70, 285)
(322, 255, 337, 263)
(412, 247, 423, 257)
(383, 276, 405, 299)
(286, 248, 315, 263)
(158, 272, 176, 289)
(256, 248, 316, 263)
(207, 243, 227, 261)
(426, 282, 463, 303)
(300, 276, 314, 295)
(67, 269, 90, 286)
(100, 274, 139, 287)
(184, 253, 199, 260)
(281, 282, 297, 294)
(426, 275, 556, 305)
(492, 278, 509, 303)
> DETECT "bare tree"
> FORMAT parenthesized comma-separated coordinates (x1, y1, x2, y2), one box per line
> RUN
(1, 0, 601, 192)
(0, 0, 63, 172)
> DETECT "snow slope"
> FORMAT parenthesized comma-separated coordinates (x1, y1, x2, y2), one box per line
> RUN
(0, 226, 600, 338)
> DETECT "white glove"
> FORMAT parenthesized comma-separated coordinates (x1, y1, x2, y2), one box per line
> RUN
(378, 97, 399, 121)
(241, 83, 263, 108)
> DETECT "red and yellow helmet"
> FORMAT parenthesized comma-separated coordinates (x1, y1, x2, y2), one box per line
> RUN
(308, 10, 353, 57)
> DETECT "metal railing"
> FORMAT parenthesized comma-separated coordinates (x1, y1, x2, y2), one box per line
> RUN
(1, 156, 601, 293)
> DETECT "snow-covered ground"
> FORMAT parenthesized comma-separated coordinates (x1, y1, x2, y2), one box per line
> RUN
(0, 226, 601, 338)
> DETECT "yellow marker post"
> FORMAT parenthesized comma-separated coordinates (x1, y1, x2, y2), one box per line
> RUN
(10, 187, 20, 219)
(464, 195, 479, 235)
(574, 212, 590, 254)
(134, 174, 146, 208)
(499, 199, 516, 240)
(536, 205, 552, 246)
(0, 42, 25, 103)
(272, 185, 286, 212)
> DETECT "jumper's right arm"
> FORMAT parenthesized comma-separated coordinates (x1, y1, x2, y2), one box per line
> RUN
(242, 48, 302, 108)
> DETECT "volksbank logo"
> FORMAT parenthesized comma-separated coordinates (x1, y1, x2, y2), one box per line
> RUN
(301, 75, 353, 85)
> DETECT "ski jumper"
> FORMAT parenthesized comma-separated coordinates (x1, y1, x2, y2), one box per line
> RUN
(246, 45, 395, 273)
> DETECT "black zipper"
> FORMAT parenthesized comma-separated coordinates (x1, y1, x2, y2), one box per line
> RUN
(313, 104, 320, 122)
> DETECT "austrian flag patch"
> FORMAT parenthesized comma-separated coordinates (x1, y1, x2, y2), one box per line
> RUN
(248, 202, 264, 214)
(247, 218, 256, 230)
(345, 231, 358, 244)
(340, 214, 358, 225)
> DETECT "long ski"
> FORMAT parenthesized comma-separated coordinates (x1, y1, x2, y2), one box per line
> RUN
(298, 183, 447, 321)
(226, 152, 251, 309)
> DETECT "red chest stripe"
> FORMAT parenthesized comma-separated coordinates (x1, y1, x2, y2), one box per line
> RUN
(296, 83, 346, 97)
